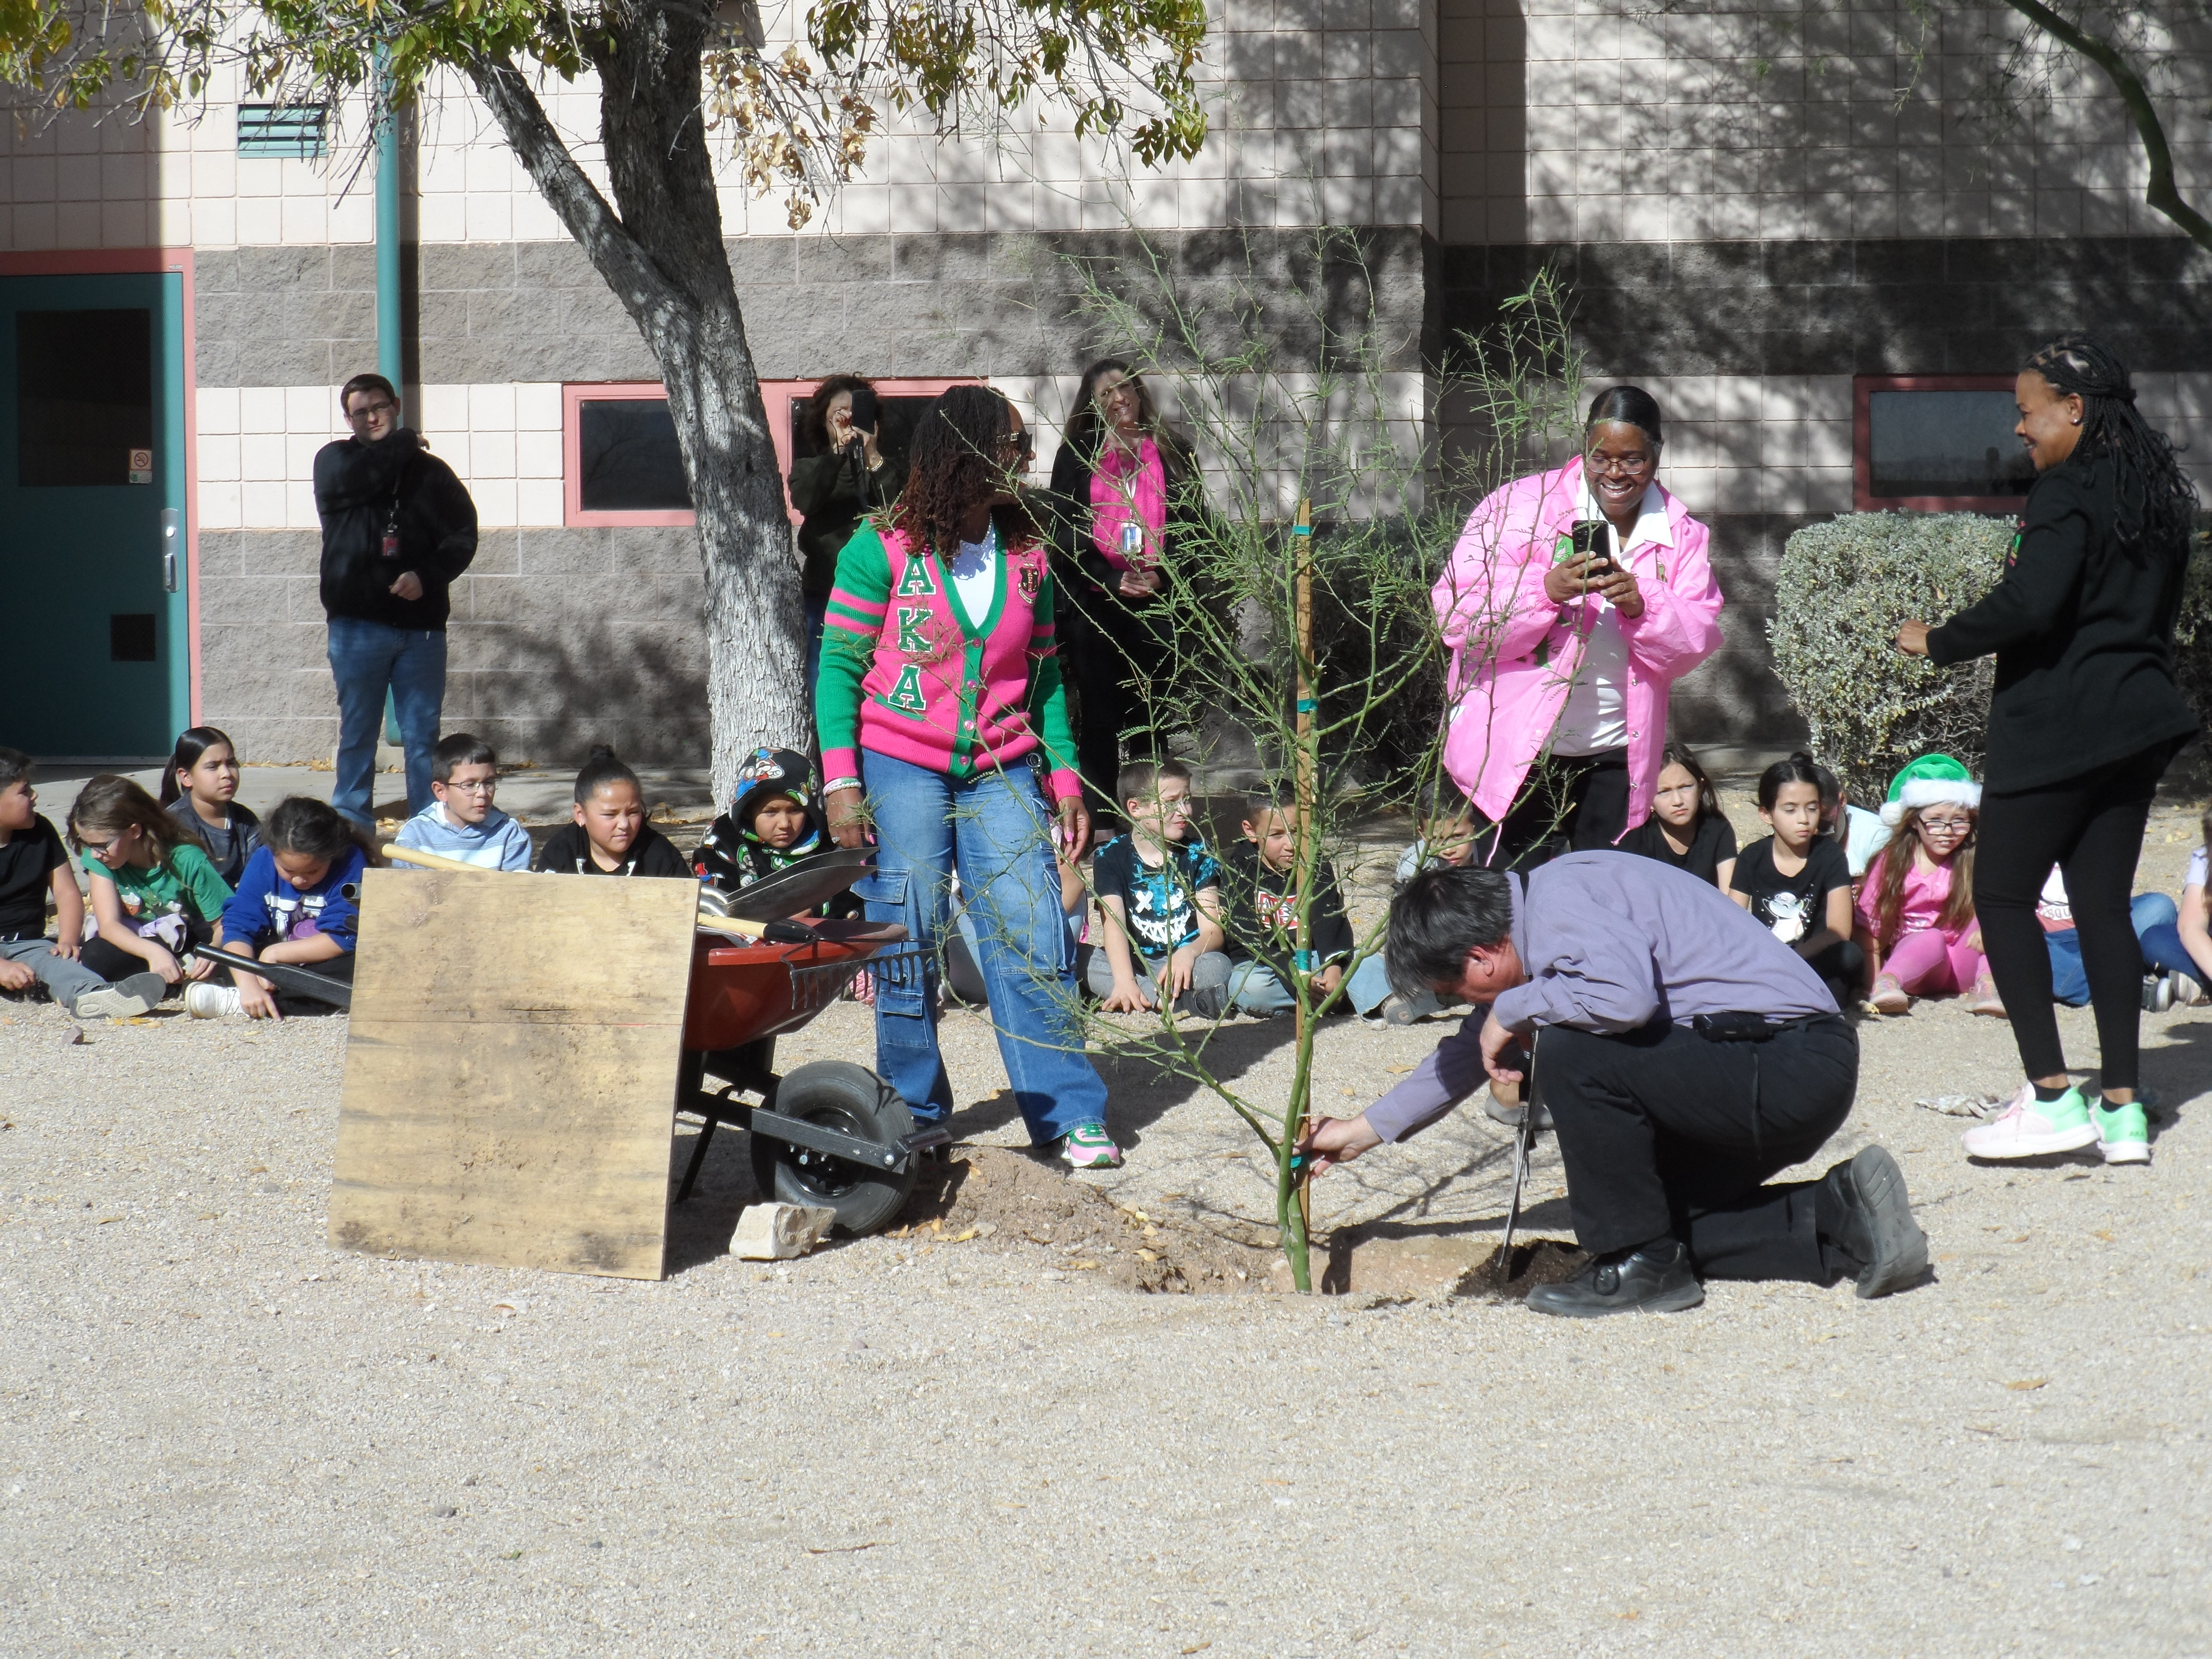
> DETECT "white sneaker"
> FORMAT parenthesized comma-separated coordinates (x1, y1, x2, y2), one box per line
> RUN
(2171, 971, 2205, 1008)
(70, 973, 165, 1019)
(184, 982, 243, 1019)
(1961, 1082, 2098, 1159)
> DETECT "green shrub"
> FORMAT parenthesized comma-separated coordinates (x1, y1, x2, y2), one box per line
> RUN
(1768, 513, 2007, 801)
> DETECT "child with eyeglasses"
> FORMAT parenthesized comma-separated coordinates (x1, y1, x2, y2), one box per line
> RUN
(1853, 755, 1999, 1016)
(392, 733, 535, 870)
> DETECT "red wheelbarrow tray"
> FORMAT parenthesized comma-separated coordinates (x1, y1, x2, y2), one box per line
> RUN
(681, 916, 910, 1051)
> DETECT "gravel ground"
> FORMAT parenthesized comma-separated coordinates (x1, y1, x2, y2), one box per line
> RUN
(4, 799, 2210, 1655)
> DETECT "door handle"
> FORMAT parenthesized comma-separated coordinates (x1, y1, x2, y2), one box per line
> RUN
(161, 507, 180, 593)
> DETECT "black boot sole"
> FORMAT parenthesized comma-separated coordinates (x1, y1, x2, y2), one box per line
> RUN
(1845, 1145, 1928, 1300)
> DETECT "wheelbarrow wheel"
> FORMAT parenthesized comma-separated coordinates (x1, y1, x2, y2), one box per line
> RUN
(749, 1061, 918, 1237)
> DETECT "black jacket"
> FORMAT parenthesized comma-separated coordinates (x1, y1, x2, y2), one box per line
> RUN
(534, 822, 691, 878)
(1045, 429, 1204, 625)
(313, 429, 480, 629)
(1928, 452, 2197, 791)
(1219, 840, 1357, 974)
(790, 449, 908, 599)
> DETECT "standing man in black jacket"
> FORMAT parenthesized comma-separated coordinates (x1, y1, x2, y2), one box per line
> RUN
(314, 374, 480, 828)
(1897, 335, 2198, 1169)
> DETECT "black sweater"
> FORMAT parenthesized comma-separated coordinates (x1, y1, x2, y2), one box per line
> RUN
(789, 450, 908, 598)
(312, 430, 480, 629)
(1927, 453, 2197, 791)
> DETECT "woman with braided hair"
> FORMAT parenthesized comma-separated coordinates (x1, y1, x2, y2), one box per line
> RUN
(1897, 335, 2199, 1167)
(816, 385, 1121, 1169)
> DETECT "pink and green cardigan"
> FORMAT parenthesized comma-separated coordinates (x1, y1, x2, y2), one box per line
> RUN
(815, 517, 1083, 801)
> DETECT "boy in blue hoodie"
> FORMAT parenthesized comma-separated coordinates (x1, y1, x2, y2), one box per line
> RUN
(193, 797, 368, 1019)
(393, 733, 534, 870)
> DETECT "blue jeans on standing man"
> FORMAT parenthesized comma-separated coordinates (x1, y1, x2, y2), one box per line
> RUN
(327, 616, 446, 827)
(858, 748, 1110, 1146)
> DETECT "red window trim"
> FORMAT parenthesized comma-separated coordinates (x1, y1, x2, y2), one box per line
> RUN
(761, 378, 982, 524)
(1853, 373, 2025, 514)
(563, 382, 696, 527)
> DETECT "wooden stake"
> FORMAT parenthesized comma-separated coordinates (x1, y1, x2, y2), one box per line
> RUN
(1292, 497, 1315, 1242)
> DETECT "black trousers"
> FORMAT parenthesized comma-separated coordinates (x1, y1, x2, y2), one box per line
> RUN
(1478, 749, 1630, 871)
(1068, 591, 1167, 818)
(1537, 1014, 1860, 1283)
(1975, 741, 2176, 1090)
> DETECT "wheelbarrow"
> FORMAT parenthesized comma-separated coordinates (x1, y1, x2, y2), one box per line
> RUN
(381, 842, 939, 1240)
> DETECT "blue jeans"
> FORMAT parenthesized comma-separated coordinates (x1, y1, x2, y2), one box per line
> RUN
(2049, 894, 2175, 1005)
(1221, 958, 1391, 1017)
(859, 749, 1109, 1144)
(327, 616, 447, 826)
(804, 593, 829, 711)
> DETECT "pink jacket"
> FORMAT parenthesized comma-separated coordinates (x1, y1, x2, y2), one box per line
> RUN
(1434, 461, 1723, 838)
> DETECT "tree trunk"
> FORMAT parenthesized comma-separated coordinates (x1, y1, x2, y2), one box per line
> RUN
(469, 17, 807, 805)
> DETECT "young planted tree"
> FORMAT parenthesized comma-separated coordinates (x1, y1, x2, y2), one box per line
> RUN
(1006, 230, 1588, 1290)
(2, 0, 1206, 799)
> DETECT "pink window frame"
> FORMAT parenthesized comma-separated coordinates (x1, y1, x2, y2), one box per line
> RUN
(1853, 373, 2025, 513)
(761, 377, 982, 524)
(562, 381, 697, 527)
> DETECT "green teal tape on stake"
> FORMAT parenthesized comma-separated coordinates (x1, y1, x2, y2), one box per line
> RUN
(1295, 698, 1317, 712)
(1295, 950, 1314, 971)
(1290, 525, 1313, 536)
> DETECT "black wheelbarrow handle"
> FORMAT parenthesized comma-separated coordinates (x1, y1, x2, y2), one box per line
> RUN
(190, 945, 354, 1011)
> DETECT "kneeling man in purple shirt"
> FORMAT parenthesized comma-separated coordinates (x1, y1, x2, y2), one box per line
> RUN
(1303, 856, 1929, 1315)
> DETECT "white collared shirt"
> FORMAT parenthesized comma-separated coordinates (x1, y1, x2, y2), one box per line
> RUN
(1552, 480, 1672, 757)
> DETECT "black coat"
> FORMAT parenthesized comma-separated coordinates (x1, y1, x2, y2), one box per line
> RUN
(789, 449, 908, 599)
(1927, 452, 2197, 791)
(1044, 429, 1204, 627)
(312, 428, 480, 630)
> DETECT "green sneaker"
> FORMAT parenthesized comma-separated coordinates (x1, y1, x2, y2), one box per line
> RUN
(1056, 1123, 1124, 1171)
(2092, 1098, 2151, 1165)
(1961, 1082, 2097, 1158)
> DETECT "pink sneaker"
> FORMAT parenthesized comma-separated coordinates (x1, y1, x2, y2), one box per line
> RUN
(1961, 1082, 2097, 1159)
(1057, 1123, 1123, 1170)
(1868, 976, 1909, 1015)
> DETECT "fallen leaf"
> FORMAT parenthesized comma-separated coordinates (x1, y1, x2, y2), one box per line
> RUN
(1182, 1645, 1213, 1655)
(2091, 1229, 2115, 1242)
(767, 1330, 785, 1338)
(96, 1216, 124, 1225)
(1069, 1260, 1101, 1270)
(2005, 1378, 2049, 1391)
(1136, 1249, 1160, 1262)
(1616, 1609, 1641, 1620)
(951, 1227, 978, 1243)
(492, 1302, 518, 1314)
(805, 1541, 884, 1555)
(1384, 1064, 1415, 1074)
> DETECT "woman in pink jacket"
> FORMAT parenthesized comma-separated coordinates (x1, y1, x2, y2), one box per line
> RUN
(1434, 387, 1725, 868)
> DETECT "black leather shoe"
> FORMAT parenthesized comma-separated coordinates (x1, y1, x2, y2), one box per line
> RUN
(1525, 1242, 1705, 1317)
(1822, 1145, 1929, 1300)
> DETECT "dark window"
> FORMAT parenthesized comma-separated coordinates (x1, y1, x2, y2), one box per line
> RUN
(1867, 389, 2033, 501)
(788, 394, 935, 465)
(17, 309, 153, 487)
(238, 104, 328, 159)
(577, 398, 693, 513)
(110, 614, 158, 663)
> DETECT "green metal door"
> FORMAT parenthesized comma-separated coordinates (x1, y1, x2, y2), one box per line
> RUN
(0, 271, 189, 758)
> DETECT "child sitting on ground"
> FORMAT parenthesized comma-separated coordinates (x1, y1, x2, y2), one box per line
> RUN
(160, 727, 264, 888)
(1731, 752, 1864, 1007)
(1367, 779, 1482, 1026)
(1620, 742, 1737, 888)
(1853, 754, 2000, 1017)
(691, 747, 859, 918)
(1220, 786, 1362, 1019)
(1814, 761, 1892, 880)
(67, 774, 234, 1002)
(0, 749, 167, 1019)
(2037, 864, 2186, 1010)
(200, 797, 369, 1019)
(2141, 811, 2212, 1007)
(394, 733, 534, 870)
(537, 747, 690, 877)
(1088, 758, 1231, 1018)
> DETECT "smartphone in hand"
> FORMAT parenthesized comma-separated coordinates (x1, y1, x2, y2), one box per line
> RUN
(1570, 519, 1614, 577)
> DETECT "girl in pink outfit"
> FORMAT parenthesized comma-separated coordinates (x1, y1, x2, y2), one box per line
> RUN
(1433, 386, 1725, 868)
(1856, 775, 2002, 1016)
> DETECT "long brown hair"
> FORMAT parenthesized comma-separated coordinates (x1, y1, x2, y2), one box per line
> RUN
(1868, 803, 1977, 949)
(891, 385, 1039, 555)
(67, 774, 203, 871)
(799, 374, 874, 453)
(1062, 358, 1190, 480)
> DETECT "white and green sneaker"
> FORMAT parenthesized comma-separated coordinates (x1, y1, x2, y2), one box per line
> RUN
(1961, 1082, 2098, 1159)
(2092, 1098, 2151, 1165)
(1057, 1123, 1124, 1171)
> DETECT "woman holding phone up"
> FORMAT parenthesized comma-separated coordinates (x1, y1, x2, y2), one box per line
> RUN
(789, 376, 908, 695)
(1431, 387, 1725, 868)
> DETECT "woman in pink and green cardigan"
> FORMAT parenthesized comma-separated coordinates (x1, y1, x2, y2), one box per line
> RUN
(817, 386, 1120, 1169)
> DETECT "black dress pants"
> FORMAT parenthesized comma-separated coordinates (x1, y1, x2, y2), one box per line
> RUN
(1537, 1014, 1860, 1283)
(1974, 740, 2178, 1091)
(1069, 590, 1167, 818)
(1478, 748, 1630, 871)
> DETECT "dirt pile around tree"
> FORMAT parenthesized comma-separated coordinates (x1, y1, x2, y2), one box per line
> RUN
(1457, 1239, 1592, 1300)
(895, 1146, 1273, 1293)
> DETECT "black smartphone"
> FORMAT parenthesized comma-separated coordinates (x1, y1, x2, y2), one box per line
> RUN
(846, 384, 879, 440)
(1571, 519, 1614, 576)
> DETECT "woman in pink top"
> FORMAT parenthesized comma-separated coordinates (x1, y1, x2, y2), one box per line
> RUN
(1434, 387, 1725, 868)
(1048, 359, 1201, 825)
(1854, 774, 2002, 1016)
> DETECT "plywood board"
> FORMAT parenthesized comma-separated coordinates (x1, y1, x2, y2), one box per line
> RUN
(329, 868, 699, 1280)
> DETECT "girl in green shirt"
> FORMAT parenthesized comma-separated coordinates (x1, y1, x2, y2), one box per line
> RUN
(67, 775, 231, 994)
